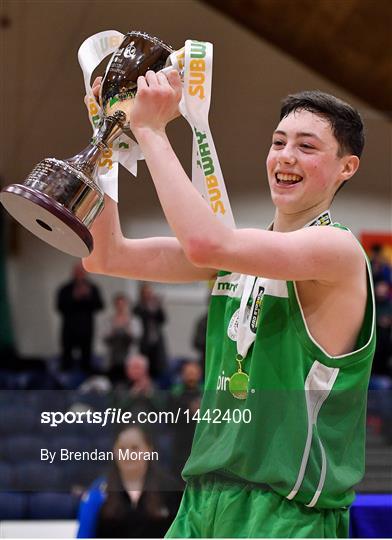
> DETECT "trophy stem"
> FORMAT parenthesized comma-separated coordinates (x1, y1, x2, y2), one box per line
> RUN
(93, 110, 126, 147)
(66, 143, 102, 177)
(66, 110, 127, 178)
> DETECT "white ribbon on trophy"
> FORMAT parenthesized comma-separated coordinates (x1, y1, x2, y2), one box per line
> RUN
(78, 32, 235, 228)
(78, 30, 143, 202)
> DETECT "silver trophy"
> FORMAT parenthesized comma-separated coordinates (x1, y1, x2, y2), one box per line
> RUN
(0, 32, 174, 257)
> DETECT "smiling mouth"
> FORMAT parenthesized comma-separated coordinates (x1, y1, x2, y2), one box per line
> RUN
(275, 173, 303, 185)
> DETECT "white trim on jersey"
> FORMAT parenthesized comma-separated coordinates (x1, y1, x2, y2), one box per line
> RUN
(286, 361, 339, 503)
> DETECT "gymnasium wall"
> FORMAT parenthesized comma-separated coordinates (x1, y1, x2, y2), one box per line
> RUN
(3, 0, 390, 360)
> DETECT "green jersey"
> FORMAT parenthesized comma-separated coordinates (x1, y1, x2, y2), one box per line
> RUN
(183, 216, 375, 510)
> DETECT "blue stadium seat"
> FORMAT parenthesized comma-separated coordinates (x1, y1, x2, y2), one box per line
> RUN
(95, 435, 114, 453)
(0, 492, 28, 519)
(83, 462, 108, 487)
(0, 461, 16, 490)
(60, 461, 88, 489)
(1, 435, 44, 463)
(0, 406, 36, 435)
(15, 462, 64, 491)
(27, 492, 79, 519)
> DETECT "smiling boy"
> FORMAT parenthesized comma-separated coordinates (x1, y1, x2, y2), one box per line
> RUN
(84, 73, 375, 537)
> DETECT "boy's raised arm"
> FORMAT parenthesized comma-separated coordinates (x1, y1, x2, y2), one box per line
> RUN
(82, 76, 216, 284)
(82, 195, 217, 283)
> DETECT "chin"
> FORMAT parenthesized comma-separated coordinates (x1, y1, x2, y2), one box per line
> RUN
(270, 191, 301, 212)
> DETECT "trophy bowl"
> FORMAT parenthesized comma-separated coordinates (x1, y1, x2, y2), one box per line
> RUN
(0, 31, 174, 257)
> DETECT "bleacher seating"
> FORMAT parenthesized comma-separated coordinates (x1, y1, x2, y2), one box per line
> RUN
(27, 492, 79, 520)
(0, 491, 80, 520)
(0, 492, 28, 520)
(0, 461, 15, 490)
(1, 435, 44, 463)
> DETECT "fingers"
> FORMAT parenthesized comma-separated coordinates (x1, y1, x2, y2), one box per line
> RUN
(137, 75, 148, 92)
(167, 70, 182, 98)
(92, 76, 102, 99)
(167, 70, 181, 89)
(84, 76, 102, 110)
(145, 70, 159, 87)
(92, 76, 102, 88)
(156, 71, 171, 87)
(137, 70, 182, 103)
(144, 69, 182, 89)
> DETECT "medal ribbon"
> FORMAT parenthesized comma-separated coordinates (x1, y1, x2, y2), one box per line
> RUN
(236, 275, 258, 359)
(235, 209, 332, 361)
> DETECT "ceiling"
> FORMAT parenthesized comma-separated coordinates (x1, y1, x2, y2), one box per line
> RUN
(0, 0, 390, 207)
(202, 0, 392, 114)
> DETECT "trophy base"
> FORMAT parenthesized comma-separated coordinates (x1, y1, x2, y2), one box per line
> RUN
(0, 185, 93, 257)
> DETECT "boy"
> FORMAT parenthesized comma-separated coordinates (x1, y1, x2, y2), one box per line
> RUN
(84, 72, 375, 537)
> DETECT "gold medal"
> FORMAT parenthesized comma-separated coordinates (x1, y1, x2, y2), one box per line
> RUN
(229, 354, 249, 400)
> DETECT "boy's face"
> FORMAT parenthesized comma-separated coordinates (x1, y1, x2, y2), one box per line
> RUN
(266, 109, 347, 213)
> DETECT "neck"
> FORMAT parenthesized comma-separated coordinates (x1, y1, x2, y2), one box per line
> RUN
(133, 376, 150, 389)
(272, 202, 330, 232)
(121, 471, 146, 489)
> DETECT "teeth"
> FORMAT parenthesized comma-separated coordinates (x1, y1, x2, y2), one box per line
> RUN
(276, 173, 303, 183)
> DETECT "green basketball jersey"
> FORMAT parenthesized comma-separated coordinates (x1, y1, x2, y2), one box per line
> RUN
(182, 219, 376, 510)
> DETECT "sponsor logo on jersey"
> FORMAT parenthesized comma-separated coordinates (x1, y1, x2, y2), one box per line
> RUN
(212, 273, 243, 298)
(218, 281, 238, 292)
(216, 370, 230, 392)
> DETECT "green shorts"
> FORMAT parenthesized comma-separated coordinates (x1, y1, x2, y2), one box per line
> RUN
(165, 474, 349, 538)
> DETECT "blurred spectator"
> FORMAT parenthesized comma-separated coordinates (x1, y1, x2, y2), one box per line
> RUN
(171, 360, 203, 398)
(369, 244, 391, 286)
(192, 286, 213, 376)
(56, 263, 104, 373)
(79, 375, 112, 394)
(192, 312, 207, 372)
(134, 284, 168, 381)
(373, 280, 392, 376)
(169, 361, 203, 478)
(114, 354, 163, 415)
(103, 293, 141, 384)
(77, 425, 182, 538)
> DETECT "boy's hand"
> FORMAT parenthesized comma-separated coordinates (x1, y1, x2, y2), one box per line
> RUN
(130, 70, 182, 133)
(83, 76, 102, 109)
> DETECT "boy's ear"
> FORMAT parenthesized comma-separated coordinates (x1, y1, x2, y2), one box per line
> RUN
(340, 155, 360, 182)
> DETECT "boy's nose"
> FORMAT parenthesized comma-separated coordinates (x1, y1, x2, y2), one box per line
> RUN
(279, 146, 297, 165)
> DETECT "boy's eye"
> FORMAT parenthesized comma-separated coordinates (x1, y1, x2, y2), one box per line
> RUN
(300, 143, 314, 149)
(272, 140, 284, 147)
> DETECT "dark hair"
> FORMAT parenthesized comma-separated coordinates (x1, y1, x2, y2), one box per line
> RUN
(100, 425, 164, 521)
(280, 91, 365, 158)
